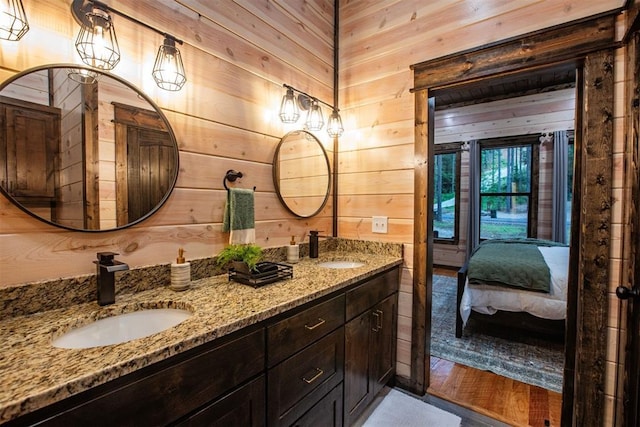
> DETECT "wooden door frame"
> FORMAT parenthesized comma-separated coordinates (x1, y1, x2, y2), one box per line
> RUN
(620, 3, 640, 425)
(409, 13, 620, 425)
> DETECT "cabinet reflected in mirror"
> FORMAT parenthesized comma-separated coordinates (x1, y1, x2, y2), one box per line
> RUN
(0, 65, 179, 232)
(273, 130, 330, 218)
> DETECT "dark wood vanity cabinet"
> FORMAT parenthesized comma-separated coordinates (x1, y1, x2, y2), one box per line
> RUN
(8, 266, 400, 427)
(343, 269, 399, 426)
(7, 327, 266, 427)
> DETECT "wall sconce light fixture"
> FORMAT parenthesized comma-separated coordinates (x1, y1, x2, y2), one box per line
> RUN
(279, 87, 300, 123)
(0, 0, 29, 41)
(327, 109, 344, 137)
(152, 35, 186, 91)
(74, 5, 120, 70)
(279, 84, 343, 137)
(460, 141, 470, 152)
(71, 0, 187, 91)
(305, 99, 324, 131)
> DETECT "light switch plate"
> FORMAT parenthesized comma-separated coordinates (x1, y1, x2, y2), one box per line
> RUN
(372, 216, 388, 233)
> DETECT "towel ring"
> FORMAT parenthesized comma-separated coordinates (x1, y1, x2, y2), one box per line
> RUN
(223, 170, 256, 191)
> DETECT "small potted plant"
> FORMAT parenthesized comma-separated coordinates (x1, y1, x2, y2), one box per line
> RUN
(215, 244, 263, 274)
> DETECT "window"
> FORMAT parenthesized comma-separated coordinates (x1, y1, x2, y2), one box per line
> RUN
(433, 144, 460, 243)
(479, 142, 533, 240)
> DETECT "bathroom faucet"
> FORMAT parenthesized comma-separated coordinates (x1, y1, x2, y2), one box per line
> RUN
(309, 230, 329, 258)
(94, 252, 129, 306)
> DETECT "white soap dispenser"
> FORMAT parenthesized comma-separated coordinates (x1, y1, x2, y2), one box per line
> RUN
(287, 235, 299, 264)
(170, 248, 191, 291)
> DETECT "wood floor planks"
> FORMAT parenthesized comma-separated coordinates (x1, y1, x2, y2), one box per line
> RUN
(429, 356, 561, 426)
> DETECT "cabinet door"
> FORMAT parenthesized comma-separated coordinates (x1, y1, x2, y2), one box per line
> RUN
(291, 384, 343, 427)
(370, 293, 397, 398)
(177, 376, 265, 427)
(343, 310, 372, 426)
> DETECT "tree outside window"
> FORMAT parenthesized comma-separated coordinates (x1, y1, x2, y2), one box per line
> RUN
(479, 144, 532, 239)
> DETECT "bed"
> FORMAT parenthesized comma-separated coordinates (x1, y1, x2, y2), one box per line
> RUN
(455, 238, 569, 338)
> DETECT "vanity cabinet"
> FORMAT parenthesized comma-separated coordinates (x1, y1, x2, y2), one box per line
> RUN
(7, 265, 400, 427)
(266, 295, 345, 426)
(343, 269, 399, 426)
(7, 327, 266, 427)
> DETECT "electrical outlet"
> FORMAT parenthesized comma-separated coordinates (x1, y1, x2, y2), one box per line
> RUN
(372, 216, 388, 234)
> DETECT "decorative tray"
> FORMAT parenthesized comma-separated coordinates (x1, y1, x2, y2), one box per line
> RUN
(228, 261, 293, 288)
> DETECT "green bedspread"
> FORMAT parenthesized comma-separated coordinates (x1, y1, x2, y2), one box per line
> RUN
(467, 238, 567, 293)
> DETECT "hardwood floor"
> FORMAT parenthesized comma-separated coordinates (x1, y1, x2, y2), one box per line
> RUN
(429, 267, 562, 426)
(428, 356, 562, 426)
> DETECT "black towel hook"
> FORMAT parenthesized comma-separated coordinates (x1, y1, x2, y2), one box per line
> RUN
(223, 170, 256, 191)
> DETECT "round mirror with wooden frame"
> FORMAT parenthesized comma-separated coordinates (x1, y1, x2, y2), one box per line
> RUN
(272, 130, 331, 218)
(0, 64, 179, 232)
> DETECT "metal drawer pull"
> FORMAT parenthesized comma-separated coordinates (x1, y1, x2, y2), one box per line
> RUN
(376, 310, 384, 330)
(372, 309, 383, 332)
(302, 368, 324, 384)
(304, 318, 326, 330)
(372, 311, 380, 332)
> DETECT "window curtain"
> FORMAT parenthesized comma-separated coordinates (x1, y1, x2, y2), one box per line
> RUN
(466, 140, 480, 260)
(552, 131, 568, 243)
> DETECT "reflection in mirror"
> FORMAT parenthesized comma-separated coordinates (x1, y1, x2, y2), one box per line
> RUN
(0, 65, 179, 232)
(273, 130, 330, 218)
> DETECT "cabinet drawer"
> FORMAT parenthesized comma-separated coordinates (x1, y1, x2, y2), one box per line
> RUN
(346, 268, 399, 321)
(268, 327, 344, 426)
(177, 375, 265, 427)
(267, 294, 344, 367)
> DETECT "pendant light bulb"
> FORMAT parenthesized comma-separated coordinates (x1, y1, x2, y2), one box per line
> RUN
(279, 87, 300, 123)
(327, 109, 344, 137)
(152, 36, 187, 91)
(0, 0, 28, 41)
(305, 99, 324, 131)
(75, 7, 120, 70)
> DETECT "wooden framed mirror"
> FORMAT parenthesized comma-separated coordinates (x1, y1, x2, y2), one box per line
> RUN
(0, 64, 179, 232)
(272, 130, 331, 218)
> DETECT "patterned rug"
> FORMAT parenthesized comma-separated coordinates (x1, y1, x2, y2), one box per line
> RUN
(430, 274, 564, 392)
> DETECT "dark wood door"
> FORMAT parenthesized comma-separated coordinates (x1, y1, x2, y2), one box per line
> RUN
(371, 294, 397, 398)
(0, 99, 60, 203)
(343, 310, 372, 426)
(125, 126, 176, 222)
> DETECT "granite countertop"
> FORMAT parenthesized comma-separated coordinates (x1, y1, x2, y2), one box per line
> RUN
(0, 251, 402, 424)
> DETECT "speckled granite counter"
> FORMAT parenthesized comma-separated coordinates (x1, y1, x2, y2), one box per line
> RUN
(0, 248, 402, 424)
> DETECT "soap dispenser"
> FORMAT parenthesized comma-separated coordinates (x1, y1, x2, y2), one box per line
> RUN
(287, 235, 299, 264)
(170, 248, 191, 291)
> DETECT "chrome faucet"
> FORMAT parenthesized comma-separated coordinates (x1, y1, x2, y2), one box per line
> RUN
(94, 252, 129, 306)
(309, 230, 329, 258)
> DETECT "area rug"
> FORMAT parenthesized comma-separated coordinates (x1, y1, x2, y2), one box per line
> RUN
(430, 274, 564, 392)
(362, 388, 461, 427)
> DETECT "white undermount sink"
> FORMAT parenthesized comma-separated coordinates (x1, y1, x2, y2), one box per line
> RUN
(317, 261, 365, 269)
(52, 308, 192, 349)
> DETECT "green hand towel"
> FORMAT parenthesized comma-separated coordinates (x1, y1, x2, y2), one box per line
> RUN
(223, 188, 256, 244)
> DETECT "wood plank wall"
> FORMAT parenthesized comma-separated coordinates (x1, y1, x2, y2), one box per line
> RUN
(338, 0, 627, 423)
(0, 0, 335, 285)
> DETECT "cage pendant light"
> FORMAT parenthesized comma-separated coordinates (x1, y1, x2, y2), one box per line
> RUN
(0, 0, 28, 41)
(152, 36, 186, 91)
(75, 7, 120, 70)
(327, 109, 344, 137)
(279, 87, 300, 123)
(305, 99, 324, 131)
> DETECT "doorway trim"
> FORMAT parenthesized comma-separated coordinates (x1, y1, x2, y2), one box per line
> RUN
(409, 13, 620, 425)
